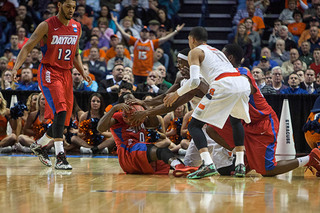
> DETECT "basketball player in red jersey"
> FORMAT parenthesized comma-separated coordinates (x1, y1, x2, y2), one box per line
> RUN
(97, 93, 198, 177)
(12, 0, 92, 170)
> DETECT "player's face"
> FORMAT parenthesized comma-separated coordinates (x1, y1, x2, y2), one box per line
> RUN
(59, 0, 76, 20)
(90, 96, 101, 110)
(188, 35, 195, 49)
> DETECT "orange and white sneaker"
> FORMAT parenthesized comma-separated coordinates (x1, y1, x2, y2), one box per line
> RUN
(306, 148, 320, 177)
(173, 164, 198, 177)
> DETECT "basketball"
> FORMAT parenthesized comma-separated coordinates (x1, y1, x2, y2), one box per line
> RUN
(123, 104, 145, 125)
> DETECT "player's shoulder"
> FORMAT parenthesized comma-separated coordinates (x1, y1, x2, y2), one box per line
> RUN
(70, 18, 81, 27)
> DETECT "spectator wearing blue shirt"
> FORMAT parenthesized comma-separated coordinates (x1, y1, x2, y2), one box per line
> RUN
(272, 66, 288, 94)
(15, 68, 39, 91)
(72, 67, 93, 92)
(281, 72, 308, 94)
(83, 63, 98, 92)
(5, 35, 20, 57)
(253, 47, 279, 69)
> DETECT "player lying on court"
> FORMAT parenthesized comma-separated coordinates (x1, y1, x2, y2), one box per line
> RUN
(128, 44, 320, 177)
(97, 93, 198, 177)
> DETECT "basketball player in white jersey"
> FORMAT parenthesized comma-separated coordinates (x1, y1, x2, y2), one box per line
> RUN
(177, 49, 234, 173)
(164, 26, 251, 179)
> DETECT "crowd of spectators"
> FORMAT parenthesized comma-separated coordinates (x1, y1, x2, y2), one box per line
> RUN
(2, 0, 320, 154)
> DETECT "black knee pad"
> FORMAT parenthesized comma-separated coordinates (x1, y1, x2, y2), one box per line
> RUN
(52, 111, 67, 138)
(156, 147, 175, 164)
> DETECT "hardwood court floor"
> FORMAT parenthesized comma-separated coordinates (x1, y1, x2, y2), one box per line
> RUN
(0, 155, 319, 213)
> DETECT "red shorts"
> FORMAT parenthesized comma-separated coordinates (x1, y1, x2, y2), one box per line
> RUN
(38, 64, 73, 126)
(118, 143, 170, 175)
(209, 112, 279, 175)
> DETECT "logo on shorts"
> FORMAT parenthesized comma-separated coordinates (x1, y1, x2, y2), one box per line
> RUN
(45, 70, 51, 83)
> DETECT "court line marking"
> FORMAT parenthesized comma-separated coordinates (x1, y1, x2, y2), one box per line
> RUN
(91, 189, 263, 196)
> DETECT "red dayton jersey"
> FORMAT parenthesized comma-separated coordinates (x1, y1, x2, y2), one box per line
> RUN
(41, 16, 81, 70)
(238, 67, 276, 123)
(110, 112, 154, 174)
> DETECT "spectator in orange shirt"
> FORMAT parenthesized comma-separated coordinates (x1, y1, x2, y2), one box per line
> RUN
(82, 35, 106, 61)
(239, 3, 265, 35)
(111, 13, 185, 84)
(77, 4, 93, 30)
(288, 10, 306, 42)
(105, 35, 131, 63)
(298, 17, 320, 47)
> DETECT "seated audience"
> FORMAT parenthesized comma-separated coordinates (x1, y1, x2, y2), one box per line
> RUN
(15, 68, 39, 91)
(272, 66, 288, 94)
(310, 48, 320, 75)
(98, 64, 124, 93)
(72, 67, 93, 92)
(299, 41, 314, 67)
(282, 48, 307, 78)
(107, 43, 133, 71)
(252, 67, 276, 94)
(136, 70, 168, 94)
(281, 72, 308, 94)
(271, 39, 290, 66)
(300, 69, 320, 94)
(87, 47, 108, 82)
(77, 93, 114, 154)
(0, 92, 17, 153)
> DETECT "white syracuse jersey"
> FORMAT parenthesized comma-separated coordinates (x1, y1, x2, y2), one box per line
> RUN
(196, 44, 238, 85)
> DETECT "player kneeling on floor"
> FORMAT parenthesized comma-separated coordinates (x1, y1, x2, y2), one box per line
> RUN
(97, 93, 197, 177)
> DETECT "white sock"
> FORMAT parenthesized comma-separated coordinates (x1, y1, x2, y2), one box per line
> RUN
(37, 133, 52, 146)
(235, 151, 244, 166)
(170, 159, 181, 168)
(200, 152, 213, 165)
(54, 141, 64, 155)
(297, 156, 310, 167)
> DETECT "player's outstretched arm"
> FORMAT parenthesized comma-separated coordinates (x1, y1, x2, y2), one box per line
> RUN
(158, 23, 185, 45)
(111, 13, 131, 42)
(97, 103, 131, 132)
(12, 22, 48, 77)
(129, 90, 197, 126)
(74, 28, 92, 85)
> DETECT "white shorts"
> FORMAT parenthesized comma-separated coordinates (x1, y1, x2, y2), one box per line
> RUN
(184, 127, 234, 168)
(192, 76, 251, 129)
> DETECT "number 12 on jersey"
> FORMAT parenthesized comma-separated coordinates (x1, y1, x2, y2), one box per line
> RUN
(58, 48, 71, 61)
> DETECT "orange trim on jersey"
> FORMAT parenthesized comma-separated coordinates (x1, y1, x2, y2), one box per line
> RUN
(198, 104, 205, 110)
(215, 72, 240, 81)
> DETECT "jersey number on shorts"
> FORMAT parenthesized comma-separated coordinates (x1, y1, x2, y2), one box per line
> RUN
(58, 48, 71, 61)
(138, 51, 147, 60)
